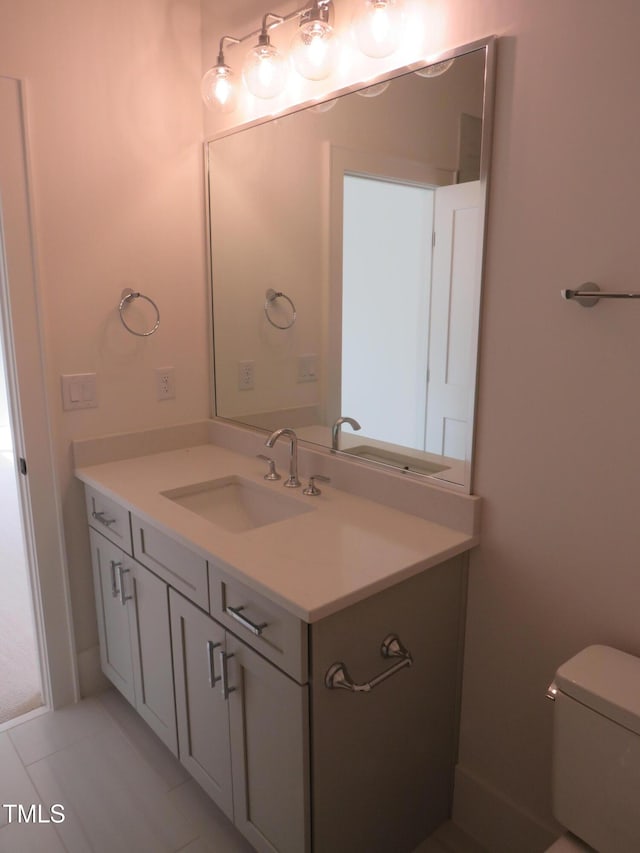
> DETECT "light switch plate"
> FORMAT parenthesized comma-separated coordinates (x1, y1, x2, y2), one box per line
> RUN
(297, 354, 318, 383)
(61, 373, 98, 410)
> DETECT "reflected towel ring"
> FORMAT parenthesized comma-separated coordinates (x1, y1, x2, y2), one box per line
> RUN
(264, 288, 296, 330)
(119, 288, 160, 337)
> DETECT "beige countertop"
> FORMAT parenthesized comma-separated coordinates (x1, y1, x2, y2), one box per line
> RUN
(76, 442, 477, 623)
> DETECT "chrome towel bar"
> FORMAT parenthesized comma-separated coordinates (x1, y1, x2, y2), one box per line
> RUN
(561, 282, 640, 307)
(324, 633, 413, 693)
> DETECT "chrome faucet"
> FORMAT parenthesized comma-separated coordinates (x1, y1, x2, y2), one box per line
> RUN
(265, 428, 300, 487)
(331, 416, 361, 451)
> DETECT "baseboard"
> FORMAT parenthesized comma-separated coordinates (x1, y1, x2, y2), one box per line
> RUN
(452, 764, 558, 853)
(77, 645, 109, 698)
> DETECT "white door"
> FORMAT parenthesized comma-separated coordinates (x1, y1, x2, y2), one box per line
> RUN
(0, 76, 77, 711)
(341, 174, 434, 448)
(425, 180, 481, 459)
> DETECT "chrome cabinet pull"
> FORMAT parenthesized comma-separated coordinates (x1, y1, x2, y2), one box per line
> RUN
(109, 560, 121, 598)
(325, 634, 413, 693)
(225, 605, 268, 636)
(92, 510, 117, 528)
(218, 650, 236, 700)
(116, 564, 132, 605)
(207, 641, 222, 687)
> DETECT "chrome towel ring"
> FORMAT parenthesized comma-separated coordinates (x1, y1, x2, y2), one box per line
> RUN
(264, 288, 296, 330)
(119, 288, 160, 337)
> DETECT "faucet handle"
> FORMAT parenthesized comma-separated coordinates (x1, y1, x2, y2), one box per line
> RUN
(303, 474, 330, 496)
(256, 454, 281, 481)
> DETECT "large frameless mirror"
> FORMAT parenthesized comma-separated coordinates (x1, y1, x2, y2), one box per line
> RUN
(206, 37, 494, 491)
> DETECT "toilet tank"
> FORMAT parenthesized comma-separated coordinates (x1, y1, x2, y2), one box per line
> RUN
(551, 645, 640, 853)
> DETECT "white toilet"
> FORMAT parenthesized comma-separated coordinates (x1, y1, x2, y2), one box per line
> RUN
(546, 644, 640, 852)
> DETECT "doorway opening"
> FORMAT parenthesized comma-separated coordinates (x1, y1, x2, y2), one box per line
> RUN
(0, 323, 43, 726)
(0, 74, 79, 721)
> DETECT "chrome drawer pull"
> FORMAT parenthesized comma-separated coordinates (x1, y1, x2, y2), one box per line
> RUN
(92, 510, 117, 528)
(218, 650, 236, 700)
(116, 564, 132, 605)
(207, 641, 221, 687)
(225, 605, 268, 636)
(109, 560, 122, 598)
(325, 634, 413, 693)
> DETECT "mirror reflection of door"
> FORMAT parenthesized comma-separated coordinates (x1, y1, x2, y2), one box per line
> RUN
(341, 174, 480, 459)
(425, 180, 480, 459)
(342, 173, 433, 448)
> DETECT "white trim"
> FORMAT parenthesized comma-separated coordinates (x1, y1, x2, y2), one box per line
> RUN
(0, 703, 49, 735)
(0, 75, 79, 710)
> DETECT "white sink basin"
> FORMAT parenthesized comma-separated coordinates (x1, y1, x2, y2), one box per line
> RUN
(161, 475, 313, 533)
(343, 445, 450, 476)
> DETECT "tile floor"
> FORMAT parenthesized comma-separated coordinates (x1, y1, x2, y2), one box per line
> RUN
(0, 688, 487, 853)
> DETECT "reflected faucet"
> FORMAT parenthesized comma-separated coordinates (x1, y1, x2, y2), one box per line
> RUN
(331, 416, 361, 451)
(265, 428, 300, 487)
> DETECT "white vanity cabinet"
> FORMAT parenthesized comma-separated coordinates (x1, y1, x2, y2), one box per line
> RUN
(88, 527, 178, 755)
(170, 590, 310, 853)
(81, 471, 471, 853)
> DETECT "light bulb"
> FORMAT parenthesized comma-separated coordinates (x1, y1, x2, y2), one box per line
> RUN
(291, 3, 339, 82)
(243, 34, 288, 99)
(201, 64, 237, 113)
(352, 0, 404, 59)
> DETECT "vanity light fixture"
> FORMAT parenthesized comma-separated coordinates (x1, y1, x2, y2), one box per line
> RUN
(201, 0, 410, 107)
(201, 36, 241, 113)
(351, 0, 404, 59)
(290, 0, 339, 81)
(243, 13, 288, 99)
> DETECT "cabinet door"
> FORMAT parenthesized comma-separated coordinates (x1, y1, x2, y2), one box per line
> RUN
(128, 562, 177, 755)
(170, 590, 234, 820)
(227, 634, 310, 853)
(89, 529, 135, 704)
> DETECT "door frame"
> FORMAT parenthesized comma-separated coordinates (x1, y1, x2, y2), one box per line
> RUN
(0, 75, 79, 711)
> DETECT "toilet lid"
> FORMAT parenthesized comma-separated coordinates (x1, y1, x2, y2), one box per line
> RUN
(554, 645, 640, 736)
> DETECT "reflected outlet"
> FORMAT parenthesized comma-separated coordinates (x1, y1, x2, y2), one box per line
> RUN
(155, 367, 175, 400)
(297, 354, 318, 383)
(238, 360, 255, 391)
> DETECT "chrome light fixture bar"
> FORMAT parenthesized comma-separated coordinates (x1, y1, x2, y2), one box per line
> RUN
(201, 0, 407, 109)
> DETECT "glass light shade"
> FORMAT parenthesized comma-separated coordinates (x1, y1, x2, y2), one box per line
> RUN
(356, 80, 391, 97)
(352, 0, 403, 59)
(291, 17, 339, 81)
(243, 40, 288, 99)
(201, 64, 237, 113)
(414, 58, 455, 78)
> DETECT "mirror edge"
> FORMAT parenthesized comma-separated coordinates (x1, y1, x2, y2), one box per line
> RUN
(204, 35, 498, 496)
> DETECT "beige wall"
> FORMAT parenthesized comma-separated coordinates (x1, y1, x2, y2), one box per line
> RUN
(3, 0, 640, 849)
(0, 0, 208, 684)
(203, 1, 640, 850)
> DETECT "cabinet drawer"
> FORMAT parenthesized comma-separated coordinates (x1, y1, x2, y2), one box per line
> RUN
(209, 564, 308, 684)
(131, 513, 209, 610)
(85, 485, 132, 555)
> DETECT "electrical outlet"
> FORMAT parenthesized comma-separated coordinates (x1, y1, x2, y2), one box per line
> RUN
(155, 367, 175, 400)
(238, 360, 255, 391)
(297, 354, 318, 383)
